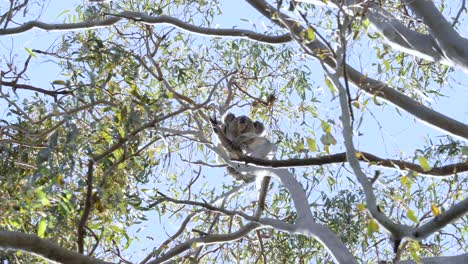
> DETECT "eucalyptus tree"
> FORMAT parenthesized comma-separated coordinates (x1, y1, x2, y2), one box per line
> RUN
(0, 0, 466, 263)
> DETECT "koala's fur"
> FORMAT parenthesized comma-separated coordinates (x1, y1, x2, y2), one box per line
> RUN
(211, 112, 275, 181)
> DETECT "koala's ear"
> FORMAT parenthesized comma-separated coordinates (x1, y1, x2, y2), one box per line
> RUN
(254, 121, 265, 134)
(223, 113, 236, 124)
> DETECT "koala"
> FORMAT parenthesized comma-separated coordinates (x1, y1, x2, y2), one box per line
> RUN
(211, 112, 275, 181)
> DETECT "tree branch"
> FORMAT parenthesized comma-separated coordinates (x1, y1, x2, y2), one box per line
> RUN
(234, 151, 468, 177)
(0, 11, 291, 45)
(77, 160, 95, 254)
(413, 198, 468, 240)
(364, 3, 445, 64)
(149, 192, 257, 222)
(148, 222, 261, 264)
(396, 252, 468, 264)
(404, 0, 468, 71)
(0, 231, 113, 264)
(0, 80, 73, 97)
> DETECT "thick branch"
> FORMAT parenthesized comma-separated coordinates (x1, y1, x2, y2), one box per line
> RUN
(234, 151, 468, 177)
(245, 0, 468, 140)
(364, 3, 444, 63)
(77, 160, 95, 254)
(0, 11, 291, 45)
(413, 198, 468, 240)
(396, 252, 468, 264)
(0, 231, 112, 264)
(404, 0, 468, 71)
(0, 80, 72, 97)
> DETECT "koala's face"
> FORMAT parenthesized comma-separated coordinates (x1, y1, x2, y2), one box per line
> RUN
(223, 113, 264, 140)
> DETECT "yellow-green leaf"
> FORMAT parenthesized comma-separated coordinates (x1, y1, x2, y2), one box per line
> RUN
(367, 219, 379, 236)
(372, 93, 382, 106)
(52, 80, 67, 85)
(305, 27, 315, 41)
(400, 175, 408, 185)
(165, 91, 174, 99)
(409, 241, 421, 264)
(320, 120, 331, 133)
(99, 131, 113, 143)
(383, 59, 390, 71)
(407, 209, 418, 223)
(57, 10, 70, 18)
(418, 157, 431, 172)
(24, 47, 37, 58)
(37, 219, 47, 238)
(40, 197, 51, 206)
(431, 204, 440, 216)
(324, 78, 336, 94)
(306, 137, 317, 152)
(356, 203, 366, 211)
(352, 101, 360, 109)
(294, 141, 304, 152)
(363, 18, 370, 28)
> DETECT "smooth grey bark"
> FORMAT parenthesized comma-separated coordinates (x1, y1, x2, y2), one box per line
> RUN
(0, 231, 113, 264)
(397, 252, 468, 264)
(404, 0, 468, 71)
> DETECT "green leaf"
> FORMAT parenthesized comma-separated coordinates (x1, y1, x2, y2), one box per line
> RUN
(372, 93, 382, 105)
(52, 80, 67, 85)
(417, 157, 431, 172)
(363, 18, 370, 28)
(400, 175, 407, 185)
(24, 47, 37, 58)
(320, 120, 331, 133)
(37, 219, 47, 238)
(383, 59, 390, 71)
(57, 10, 70, 18)
(326, 176, 336, 188)
(306, 137, 317, 152)
(461, 146, 468, 156)
(431, 204, 440, 216)
(320, 133, 337, 146)
(305, 27, 315, 41)
(356, 203, 366, 211)
(324, 77, 336, 94)
(40, 196, 51, 206)
(294, 141, 304, 152)
(367, 219, 379, 236)
(407, 209, 418, 223)
(99, 131, 113, 143)
(409, 241, 421, 263)
(165, 91, 174, 99)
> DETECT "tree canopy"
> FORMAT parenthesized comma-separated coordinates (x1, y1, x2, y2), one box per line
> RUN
(0, 0, 467, 263)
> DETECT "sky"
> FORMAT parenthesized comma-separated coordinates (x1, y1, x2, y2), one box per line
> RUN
(0, 0, 467, 261)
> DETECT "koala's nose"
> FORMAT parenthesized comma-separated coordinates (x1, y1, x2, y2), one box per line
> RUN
(239, 116, 247, 123)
